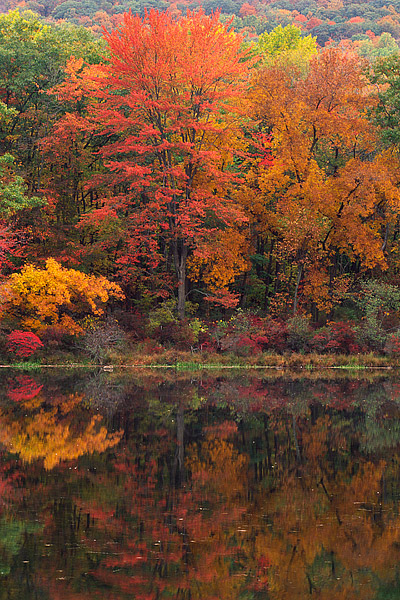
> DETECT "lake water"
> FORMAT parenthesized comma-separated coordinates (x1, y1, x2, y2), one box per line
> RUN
(0, 369, 399, 599)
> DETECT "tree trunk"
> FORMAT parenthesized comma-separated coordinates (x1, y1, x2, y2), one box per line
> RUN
(264, 238, 275, 311)
(175, 244, 188, 320)
(293, 264, 303, 315)
(239, 271, 248, 308)
(176, 404, 185, 484)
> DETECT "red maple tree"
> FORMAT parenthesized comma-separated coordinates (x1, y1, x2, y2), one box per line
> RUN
(51, 10, 252, 317)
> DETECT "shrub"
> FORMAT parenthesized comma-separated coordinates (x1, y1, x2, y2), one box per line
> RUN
(263, 319, 288, 353)
(309, 322, 361, 354)
(39, 325, 75, 351)
(81, 320, 126, 363)
(356, 280, 400, 325)
(326, 321, 360, 354)
(134, 337, 164, 355)
(228, 310, 261, 332)
(188, 318, 207, 343)
(310, 328, 331, 353)
(236, 335, 262, 357)
(148, 300, 177, 333)
(6, 330, 43, 358)
(154, 320, 195, 350)
(113, 309, 147, 340)
(208, 310, 270, 354)
(207, 319, 229, 351)
(384, 333, 400, 357)
(287, 316, 312, 352)
(0, 258, 124, 335)
(354, 280, 400, 351)
(197, 330, 218, 352)
(223, 333, 268, 357)
(355, 319, 387, 352)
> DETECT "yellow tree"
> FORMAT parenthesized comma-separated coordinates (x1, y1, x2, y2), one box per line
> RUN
(0, 258, 124, 334)
(255, 23, 317, 72)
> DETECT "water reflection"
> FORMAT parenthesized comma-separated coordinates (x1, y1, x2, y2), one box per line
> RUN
(0, 370, 399, 598)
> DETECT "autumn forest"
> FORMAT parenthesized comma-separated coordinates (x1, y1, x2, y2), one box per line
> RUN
(4, 3, 400, 595)
(3, 4, 400, 361)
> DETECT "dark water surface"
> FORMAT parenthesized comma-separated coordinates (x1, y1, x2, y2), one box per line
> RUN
(0, 369, 399, 599)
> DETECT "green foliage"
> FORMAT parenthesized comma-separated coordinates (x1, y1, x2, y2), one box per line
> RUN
(255, 23, 317, 69)
(148, 300, 179, 333)
(0, 9, 102, 78)
(286, 315, 312, 352)
(52, 0, 105, 20)
(110, 0, 170, 18)
(147, 300, 205, 349)
(0, 9, 102, 196)
(356, 318, 387, 351)
(188, 318, 207, 343)
(0, 102, 16, 149)
(358, 32, 400, 62)
(356, 280, 400, 322)
(0, 154, 44, 217)
(0, 10, 51, 102)
(370, 54, 400, 147)
(148, 300, 198, 333)
(257, 23, 317, 58)
(355, 280, 400, 350)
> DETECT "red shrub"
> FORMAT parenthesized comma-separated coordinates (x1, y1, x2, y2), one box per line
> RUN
(327, 321, 360, 354)
(139, 337, 164, 354)
(6, 331, 43, 358)
(253, 334, 269, 348)
(198, 331, 218, 352)
(236, 335, 263, 356)
(262, 320, 288, 353)
(310, 322, 360, 354)
(310, 330, 330, 353)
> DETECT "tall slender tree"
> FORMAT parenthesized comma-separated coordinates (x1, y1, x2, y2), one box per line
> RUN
(58, 10, 252, 317)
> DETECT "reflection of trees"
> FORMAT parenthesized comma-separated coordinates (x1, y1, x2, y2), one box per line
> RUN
(2, 376, 400, 598)
(83, 371, 129, 414)
(0, 450, 42, 584)
(0, 392, 122, 469)
(234, 400, 400, 600)
(35, 380, 400, 598)
(71, 417, 250, 600)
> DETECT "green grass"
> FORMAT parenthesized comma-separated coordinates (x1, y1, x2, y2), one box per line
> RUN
(1, 361, 43, 370)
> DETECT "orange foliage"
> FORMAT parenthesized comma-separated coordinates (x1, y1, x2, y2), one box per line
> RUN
(244, 47, 400, 311)
(0, 258, 124, 334)
(188, 227, 249, 296)
(0, 393, 122, 469)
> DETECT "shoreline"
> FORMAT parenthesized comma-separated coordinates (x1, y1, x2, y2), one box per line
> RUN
(0, 351, 398, 371)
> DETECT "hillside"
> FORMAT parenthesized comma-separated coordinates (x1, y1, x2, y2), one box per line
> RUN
(2, 0, 400, 48)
